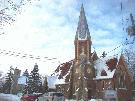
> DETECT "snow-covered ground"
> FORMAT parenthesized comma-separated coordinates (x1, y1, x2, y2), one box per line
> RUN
(65, 99, 102, 101)
(0, 93, 20, 101)
(0, 93, 101, 101)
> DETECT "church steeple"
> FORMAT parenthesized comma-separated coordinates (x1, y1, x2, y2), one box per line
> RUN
(75, 4, 90, 40)
(74, 4, 92, 63)
(71, 5, 95, 100)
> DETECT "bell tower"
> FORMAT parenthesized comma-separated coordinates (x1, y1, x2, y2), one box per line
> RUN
(70, 4, 95, 100)
(74, 4, 92, 63)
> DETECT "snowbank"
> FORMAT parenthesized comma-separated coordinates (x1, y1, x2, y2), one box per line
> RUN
(0, 93, 20, 101)
(65, 99, 99, 101)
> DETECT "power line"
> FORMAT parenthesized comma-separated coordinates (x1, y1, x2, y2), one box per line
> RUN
(0, 49, 58, 63)
(99, 37, 135, 58)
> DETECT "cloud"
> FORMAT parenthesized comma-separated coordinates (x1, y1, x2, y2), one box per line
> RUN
(0, 0, 77, 75)
(0, 0, 135, 75)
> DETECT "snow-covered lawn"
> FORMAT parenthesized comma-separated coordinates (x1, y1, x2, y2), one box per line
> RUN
(0, 93, 20, 101)
(65, 99, 102, 101)
(0, 93, 101, 101)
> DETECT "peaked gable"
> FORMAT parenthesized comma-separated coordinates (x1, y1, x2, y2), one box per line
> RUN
(94, 56, 118, 80)
(117, 54, 129, 72)
(91, 51, 98, 61)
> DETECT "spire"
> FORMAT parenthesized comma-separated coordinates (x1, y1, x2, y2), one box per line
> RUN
(75, 4, 90, 40)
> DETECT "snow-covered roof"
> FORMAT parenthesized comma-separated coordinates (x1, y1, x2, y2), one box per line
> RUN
(65, 99, 100, 101)
(94, 55, 119, 80)
(53, 52, 122, 81)
(18, 76, 27, 85)
(94, 69, 116, 80)
(55, 78, 66, 85)
(47, 76, 57, 88)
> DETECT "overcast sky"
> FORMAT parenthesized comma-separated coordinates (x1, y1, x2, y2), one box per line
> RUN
(0, 0, 135, 75)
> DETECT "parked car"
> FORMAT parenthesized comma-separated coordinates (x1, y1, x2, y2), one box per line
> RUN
(21, 93, 42, 101)
(38, 92, 65, 101)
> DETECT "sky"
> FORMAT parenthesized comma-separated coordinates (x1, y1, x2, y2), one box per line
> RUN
(0, 0, 135, 75)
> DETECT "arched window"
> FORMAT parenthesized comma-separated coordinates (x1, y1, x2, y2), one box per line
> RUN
(95, 69, 97, 76)
(133, 74, 135, 88)
(101, 70, 107, 76)
(123, 73, 126, 88)
(118, 75, 123, 88)
(114, 83, 116, 90)
(121, 75, 124, 88)
(118, 76, 121, 87)
(102, 81, 105, 90)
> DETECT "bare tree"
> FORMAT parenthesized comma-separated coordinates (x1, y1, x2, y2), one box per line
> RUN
(0, 0, 39, 35)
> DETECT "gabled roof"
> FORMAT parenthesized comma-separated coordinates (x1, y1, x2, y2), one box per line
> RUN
(54, 55, 119, 81)
(94, 54, 132, 80)
(116, 54, 132, 79)
(53, 54, 131, 81)
(94, 55, 119, 80)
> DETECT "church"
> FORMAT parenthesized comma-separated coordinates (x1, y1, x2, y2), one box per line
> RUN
(54, 4, 135, 101)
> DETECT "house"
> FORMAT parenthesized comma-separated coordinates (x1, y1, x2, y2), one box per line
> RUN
(94, 55, 132, 101)
(55, 4, 134, 101)
(10, 68, 21, 94)
(17, 75, 28, 94)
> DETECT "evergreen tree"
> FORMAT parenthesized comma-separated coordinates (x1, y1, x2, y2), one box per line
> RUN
(23, 69, 29, 77)
(3, 68, 13, 93)
(0, 71, 4, 93)
(26, 63, 42, 94)
(31, 63, 42, 93)
(22, 85, 28, 95)
(42, 76, 49, 93)
(22, 69, 29, 94)
(27, 73, 34, 94)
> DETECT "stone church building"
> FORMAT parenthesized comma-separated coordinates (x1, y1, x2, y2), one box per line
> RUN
(55, 4, 135, 101)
